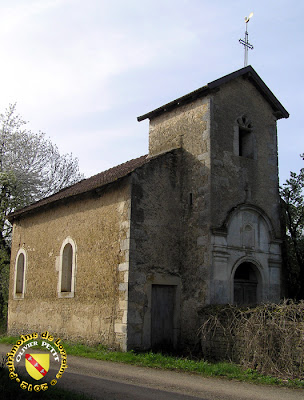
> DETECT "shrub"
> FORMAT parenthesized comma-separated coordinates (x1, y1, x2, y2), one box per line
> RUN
(200, 300, 304, 379)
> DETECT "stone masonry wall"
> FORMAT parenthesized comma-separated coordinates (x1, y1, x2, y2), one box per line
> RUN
(146, 98, 212, 348)
(210, 77, 281, 236)
(8, 179, 131, 350)
(127, 150, 182, 350)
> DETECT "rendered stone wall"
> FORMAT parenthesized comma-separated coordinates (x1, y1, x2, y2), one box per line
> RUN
(145, 76, 283, 345)
(210, 78, 281, 236)
(8, 179, 131, 349)
(208, 77, 282, 304)
(145, 98, 212, 348)
(127, 150, 182, 350)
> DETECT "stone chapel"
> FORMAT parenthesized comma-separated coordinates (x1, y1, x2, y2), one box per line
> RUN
(7, 66, 289, 351)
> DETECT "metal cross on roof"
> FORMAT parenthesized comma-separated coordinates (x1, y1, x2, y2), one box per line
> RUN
(239, 12, 254, 67)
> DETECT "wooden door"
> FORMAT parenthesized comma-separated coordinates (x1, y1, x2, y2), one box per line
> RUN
(151, 285, 176, 351)
(234, 281, 257, 305)
(234, 262, 258, 305)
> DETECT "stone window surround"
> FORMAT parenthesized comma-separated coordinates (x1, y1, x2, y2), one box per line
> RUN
(13, 248, 27, 300)
(57, 237, 77, 299)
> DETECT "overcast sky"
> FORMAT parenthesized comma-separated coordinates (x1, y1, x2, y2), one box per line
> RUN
(0, 0, 302, 184)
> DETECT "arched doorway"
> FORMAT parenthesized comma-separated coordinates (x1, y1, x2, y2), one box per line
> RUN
(233, 262, 260, 305)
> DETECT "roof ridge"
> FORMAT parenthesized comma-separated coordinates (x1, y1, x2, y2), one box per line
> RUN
(137, 66, 289, 121)
(9, 153, 149, 221)
(82, 153, 149, 182)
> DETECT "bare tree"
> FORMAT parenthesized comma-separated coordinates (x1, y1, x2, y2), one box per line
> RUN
(0, 103, 84, 244)
(0, 103, 84, 324)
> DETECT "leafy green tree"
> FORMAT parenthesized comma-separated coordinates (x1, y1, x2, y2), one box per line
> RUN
(280, 155, 304, 299)
(0, 103, 84, 324)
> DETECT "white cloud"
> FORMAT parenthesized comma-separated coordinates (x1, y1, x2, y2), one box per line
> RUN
(0, 0, 302, 181)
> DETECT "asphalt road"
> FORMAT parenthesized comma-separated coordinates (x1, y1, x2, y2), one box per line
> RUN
(1, 343, 303, 400)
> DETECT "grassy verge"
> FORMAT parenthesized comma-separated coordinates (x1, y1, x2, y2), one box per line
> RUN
(1, 336, 304, 389)
(62, 342, 304, 388)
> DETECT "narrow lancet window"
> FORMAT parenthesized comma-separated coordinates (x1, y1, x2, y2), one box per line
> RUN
(61, 243, 73, 292)
(14, 249, 27, 298)
(58, 238, 76, 298)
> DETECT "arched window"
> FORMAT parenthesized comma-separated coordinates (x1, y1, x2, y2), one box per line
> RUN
(58, 238, 76, 298)
(61, 243, 73, 292)
(14, 249, 27, 299)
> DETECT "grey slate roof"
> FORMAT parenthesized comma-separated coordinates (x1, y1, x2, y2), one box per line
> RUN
(137, 66, 289, 121)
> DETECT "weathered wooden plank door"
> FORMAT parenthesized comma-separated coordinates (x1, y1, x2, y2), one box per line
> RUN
(151, 284, 176, 351)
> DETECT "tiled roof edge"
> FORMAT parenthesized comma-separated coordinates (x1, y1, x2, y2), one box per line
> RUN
(8, 154, 149, 221)
(137, 66, 289, 121)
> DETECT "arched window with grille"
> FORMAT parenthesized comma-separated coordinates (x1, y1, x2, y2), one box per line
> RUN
(58, 238, 76, 298)
(14, 249, 27, 299)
